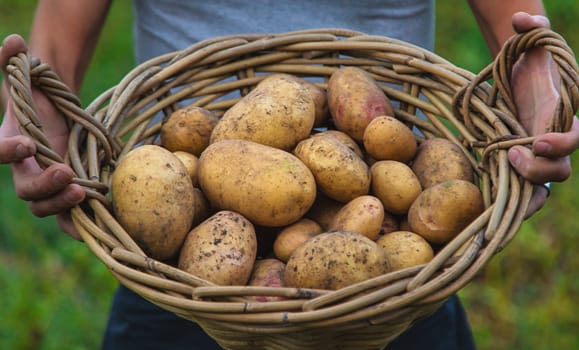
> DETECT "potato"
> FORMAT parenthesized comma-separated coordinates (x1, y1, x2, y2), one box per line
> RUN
(294, 133, 370, 203)
(178, 211, 257, 286)
(376, 231, 434, 271)
(284, 231, 390, 290)
(379, 211, 400, 236)
(363, 116, 417, 163)
(327, 67, 394, 141)
(411, 138, 475, 189)
(314, 130, 363, 158)
(263, 74, 329, 128)
(191, 187, 212, 227)
(210, 74, 315, 151)
(160, 106, 219, 156)
(198, 139, 317, 227)
(172, 151, 199, 187)
(370, 160, 422, 215)
(273, 218, 323, 262)
(328, 195, 385, 241)
(111, 145, 195, 261)
(247, 258, 287, 302)
(304, 193, 344, 231)
(407, 179, 484, 244)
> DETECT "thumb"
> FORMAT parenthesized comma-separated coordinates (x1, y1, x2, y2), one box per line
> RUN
(512, 12, 551, 33)
(0, 34, 28, 77)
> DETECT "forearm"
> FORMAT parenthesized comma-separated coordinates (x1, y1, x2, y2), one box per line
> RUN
(29, 0, 112, 93)
(467, 0, 546, 57)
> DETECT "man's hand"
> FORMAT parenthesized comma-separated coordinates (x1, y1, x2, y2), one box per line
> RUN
(507, 12, 579, 218)
(0, 34, 85, 239)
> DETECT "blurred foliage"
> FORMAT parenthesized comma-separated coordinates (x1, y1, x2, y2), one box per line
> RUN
(0, 1, 577, 349)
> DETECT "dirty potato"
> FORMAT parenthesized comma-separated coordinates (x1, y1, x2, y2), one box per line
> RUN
(328, 195, 385, 241)
(160, 106, 219, 156)
(273, 219, 323, 263)
(294, 133, 370, 203)
(111, 145, 195, 261)
(407, 179, 484, 244)
(178, 211, 257, 286)
(370, 160, 422, 215)
(411, 138, 475, 189)
(284, 231, 390, 290)
(376, 231, 434, 271)
(210, 74, 315, 151)
(198, 139, 317, 227)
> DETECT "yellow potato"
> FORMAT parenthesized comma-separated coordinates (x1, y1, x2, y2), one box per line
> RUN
(172, 151, 199, 187)
(160, 106, 219, 156)
(210, 74, 316, 151)
(111, 145, 195, 261)
(191, 187, 212, 227)
(262, 74, 329, 128)
(178, 211, 257, 286)
(363, 116, 417, 163)
(407, 179, 484, 244)
(284, 231, 390, 290)
(313, 130, 363, 158)
(327, 67, 394, 141)
(273, 218, 323, 262)
(370, 160, 422, 215)
(247, 258, 288, 302)
(375, 231, 434, 271)
(198, 139, 317, 227)
(328, 195, 385, 241)
(411, 138, 475, 189)
(294, 133, 370, 203)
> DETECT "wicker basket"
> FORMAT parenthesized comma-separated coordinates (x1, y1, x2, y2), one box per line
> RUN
(6, 27, 578, 350)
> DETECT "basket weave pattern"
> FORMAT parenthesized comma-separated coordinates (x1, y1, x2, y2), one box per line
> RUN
(7, 27, 578, 350)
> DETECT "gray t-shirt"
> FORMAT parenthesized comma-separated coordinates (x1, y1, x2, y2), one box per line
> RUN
(132, 0, 435, 63)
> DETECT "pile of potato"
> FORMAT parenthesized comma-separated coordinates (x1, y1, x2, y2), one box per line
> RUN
(110, 68, 485, 294)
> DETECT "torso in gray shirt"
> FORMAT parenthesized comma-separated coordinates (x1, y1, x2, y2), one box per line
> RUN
(132, 0, 435, 63)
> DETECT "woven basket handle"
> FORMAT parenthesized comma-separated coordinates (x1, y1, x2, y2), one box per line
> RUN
(457, 27, 579, 141)
(5, 52, 112, 200)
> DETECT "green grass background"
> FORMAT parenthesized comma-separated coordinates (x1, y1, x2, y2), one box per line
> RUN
(1, 1, 577, 349)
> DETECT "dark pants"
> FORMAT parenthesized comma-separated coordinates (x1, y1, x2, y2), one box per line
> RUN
(102, 285, 476, 350)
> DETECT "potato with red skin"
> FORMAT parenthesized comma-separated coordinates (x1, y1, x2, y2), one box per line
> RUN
(327, 67, 394, 141)
(328, 195, 385, 241)
(247, 258, 288, 302)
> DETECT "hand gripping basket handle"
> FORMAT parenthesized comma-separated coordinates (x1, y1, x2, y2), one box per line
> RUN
(456, 26, 579, 142)
(5, 53, 113, 203)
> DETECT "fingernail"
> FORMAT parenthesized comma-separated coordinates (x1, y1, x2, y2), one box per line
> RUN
(52, 170, 71, 186)
(508, 148, 521, 167)
(534, 141, 551, 154)
(15, 143, 33, 158)
(64, 188, 84, 204)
